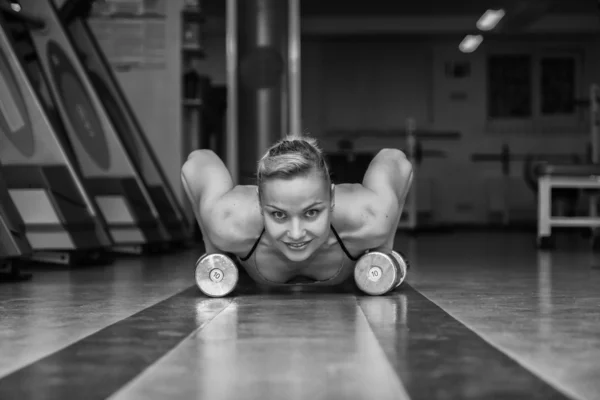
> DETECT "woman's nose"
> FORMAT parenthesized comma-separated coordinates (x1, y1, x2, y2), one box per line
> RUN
(287, 219, 306, 240)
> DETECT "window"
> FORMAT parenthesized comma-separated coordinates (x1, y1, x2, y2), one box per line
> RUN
(487, 51, 581, 122)
(487, 55, 532, 118)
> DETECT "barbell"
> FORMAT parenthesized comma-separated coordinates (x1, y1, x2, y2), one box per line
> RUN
(471, 144, 584, 194)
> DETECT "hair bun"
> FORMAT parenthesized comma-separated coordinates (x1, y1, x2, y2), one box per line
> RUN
(257, 134, 330, 188)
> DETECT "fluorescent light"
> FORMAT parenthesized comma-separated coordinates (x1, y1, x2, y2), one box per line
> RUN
(10, 3, 21, 12)
(477, 9, 505, 31)
(459, 35, 483, 53)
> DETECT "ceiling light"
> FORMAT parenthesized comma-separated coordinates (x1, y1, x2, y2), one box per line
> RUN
(477, 9, 505, 31)
(459, 35, 483, 53)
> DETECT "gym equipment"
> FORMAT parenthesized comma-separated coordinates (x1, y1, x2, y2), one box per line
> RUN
(0, 1, 44, 29)
(524, 154, 582, 218)
(325, 118, 456, 231)
(536, 164, 600, 248)
(14, 0, 174, 253)
(195, 253, 239, 297)
(0, 161, 32, 282)
(0, 9, 113, 265)
(354, 250, 408, 296)
(471, 144, 583, 225)
(0, 162, 31, 258)
(534, 84, 600, 248)
(59, 0, 191, 244)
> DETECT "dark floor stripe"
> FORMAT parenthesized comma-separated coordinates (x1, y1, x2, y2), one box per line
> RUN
(358, 285, 573, 400)
(0, 286, 232, 400)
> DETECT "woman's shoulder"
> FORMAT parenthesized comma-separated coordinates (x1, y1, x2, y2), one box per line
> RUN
(331, 183, 397, 249)
(207, 185, 264, 254)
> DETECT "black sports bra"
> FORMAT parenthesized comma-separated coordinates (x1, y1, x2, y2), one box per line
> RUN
(238, 224, 361, 262)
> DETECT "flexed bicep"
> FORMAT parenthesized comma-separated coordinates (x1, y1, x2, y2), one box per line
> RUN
(181, 149, 235, 253)
(362, 148, 413, 210)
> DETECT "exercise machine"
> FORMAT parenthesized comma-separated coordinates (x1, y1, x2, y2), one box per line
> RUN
(535, 84, 600, 249)
(536, 164, 600, 248)
(59, 0, 191, 244)
(0, 7, 114, 265)
(471, 144, 582, 226)
(0, 161, 32, 281)
(13, 0, 175, 253)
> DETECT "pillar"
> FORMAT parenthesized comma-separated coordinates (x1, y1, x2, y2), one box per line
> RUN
(227, 0, 291, 185)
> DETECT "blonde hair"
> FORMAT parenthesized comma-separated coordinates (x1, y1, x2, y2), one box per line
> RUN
(257, 134, 331, 197)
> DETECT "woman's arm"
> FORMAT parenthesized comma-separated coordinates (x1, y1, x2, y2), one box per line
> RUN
(181, 150, 262, 254)
(362, 148, 414, 210)
(361, 148, 414, 249)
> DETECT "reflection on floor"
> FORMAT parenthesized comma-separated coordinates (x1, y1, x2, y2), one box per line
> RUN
(0, 232, 599, 400)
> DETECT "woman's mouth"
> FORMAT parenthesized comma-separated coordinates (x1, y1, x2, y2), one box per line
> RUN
(285, 240, 311, 250)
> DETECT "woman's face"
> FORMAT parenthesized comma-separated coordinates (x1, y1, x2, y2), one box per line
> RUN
(260, 170, 334, 262)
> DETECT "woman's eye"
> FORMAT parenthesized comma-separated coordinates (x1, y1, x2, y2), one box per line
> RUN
(305, 209, 319, 218)
(272, 211, 285, 220)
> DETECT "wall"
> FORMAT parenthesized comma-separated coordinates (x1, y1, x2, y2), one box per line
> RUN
(429, 37, 600, 223)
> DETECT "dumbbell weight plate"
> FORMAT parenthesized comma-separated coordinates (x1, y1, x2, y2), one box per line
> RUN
(195, 253, 239, 297)
(390, 251, 408, 289)
(354, 251, 401, 296)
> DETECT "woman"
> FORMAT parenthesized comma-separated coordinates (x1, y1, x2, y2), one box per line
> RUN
(181, 135, 413, 292)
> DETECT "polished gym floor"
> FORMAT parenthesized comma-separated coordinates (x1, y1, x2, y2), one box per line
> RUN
(1, 231, 599, 400)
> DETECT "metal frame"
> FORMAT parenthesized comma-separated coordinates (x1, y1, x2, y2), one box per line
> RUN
(288, 0, 301, 137)
(226, 0, 238, 185)
(537, 83, 600, 246)
(537, 175, 600, 244)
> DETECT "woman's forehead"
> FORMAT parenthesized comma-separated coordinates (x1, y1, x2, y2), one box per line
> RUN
(261, 175, 330, 207)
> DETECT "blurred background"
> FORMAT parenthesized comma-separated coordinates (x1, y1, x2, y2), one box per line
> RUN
(76, 0, 600, 231)
(2, 0, 600, 267)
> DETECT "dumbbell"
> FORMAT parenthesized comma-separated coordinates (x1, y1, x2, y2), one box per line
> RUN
(195, 253, 239, 297)
(354, 250, 409, 295)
